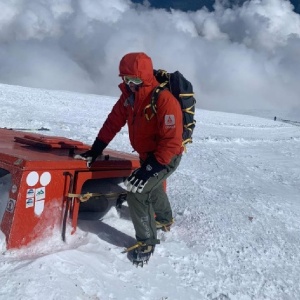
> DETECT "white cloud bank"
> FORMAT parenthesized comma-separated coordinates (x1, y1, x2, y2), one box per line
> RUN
(0, 0, 299, 118)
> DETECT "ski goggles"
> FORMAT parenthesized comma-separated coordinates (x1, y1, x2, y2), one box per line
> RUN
(123, 76, 143, 85)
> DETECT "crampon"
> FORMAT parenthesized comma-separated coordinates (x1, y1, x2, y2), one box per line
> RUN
(122, 242, 155, 267)
(155, 218, 174, 232)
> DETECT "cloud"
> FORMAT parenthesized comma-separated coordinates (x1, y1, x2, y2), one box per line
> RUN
(0, 0, 299, 118)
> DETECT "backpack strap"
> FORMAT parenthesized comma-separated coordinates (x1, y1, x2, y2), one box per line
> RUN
(144, 82, 168, 121)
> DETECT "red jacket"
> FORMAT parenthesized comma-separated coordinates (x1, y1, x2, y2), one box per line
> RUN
(97, 53, 183, 165)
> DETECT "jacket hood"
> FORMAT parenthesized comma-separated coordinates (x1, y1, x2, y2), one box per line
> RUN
(119, 52, 154, 86)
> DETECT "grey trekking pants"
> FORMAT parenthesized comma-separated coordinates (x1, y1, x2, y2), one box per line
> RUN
(126, 154, 182, 245)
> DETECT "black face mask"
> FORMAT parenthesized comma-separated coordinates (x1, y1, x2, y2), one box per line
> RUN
(125, 83, 141, 93)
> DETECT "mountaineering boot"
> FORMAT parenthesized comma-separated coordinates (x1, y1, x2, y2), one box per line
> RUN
(126, 242, 155, 267)
(155, 218, 174, 232)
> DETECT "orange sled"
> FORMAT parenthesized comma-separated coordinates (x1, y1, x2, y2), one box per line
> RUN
(0, 128, 139, 249)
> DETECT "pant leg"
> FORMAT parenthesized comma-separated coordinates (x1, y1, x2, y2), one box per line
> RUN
(150, 183, 172, 223)
(126, 190, 159, 245)
(126, 154, 182, 245)
(152, 154, 182, 223)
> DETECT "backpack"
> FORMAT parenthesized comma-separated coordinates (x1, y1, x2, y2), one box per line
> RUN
(145, 69, 196, 150)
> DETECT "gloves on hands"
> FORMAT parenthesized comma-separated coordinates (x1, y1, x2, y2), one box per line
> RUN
(75, 138, 107, 167)
(124, 155, 165, 193)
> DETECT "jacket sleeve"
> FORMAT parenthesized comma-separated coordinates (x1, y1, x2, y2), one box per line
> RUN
(97, 94, 128, 144)
(154, 90, 183, 165)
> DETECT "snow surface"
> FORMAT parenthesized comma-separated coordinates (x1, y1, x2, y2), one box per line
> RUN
(0, 83, 300, 300)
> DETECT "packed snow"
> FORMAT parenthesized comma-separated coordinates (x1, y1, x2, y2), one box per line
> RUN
(0, 83, 300, 300)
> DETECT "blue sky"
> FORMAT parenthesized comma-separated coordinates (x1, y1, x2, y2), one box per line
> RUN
(131, 0, 300, 13)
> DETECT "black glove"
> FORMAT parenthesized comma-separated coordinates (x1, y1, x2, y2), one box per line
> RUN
(124, 155, 165, 193)
(75, 138, 107, 167)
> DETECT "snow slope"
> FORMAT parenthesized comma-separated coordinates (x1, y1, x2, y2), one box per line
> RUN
(0, 83, 300, 300)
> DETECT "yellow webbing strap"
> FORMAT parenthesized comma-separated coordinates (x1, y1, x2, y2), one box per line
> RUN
(179, 93, 195, 97)
(144, 104, 155, 121)
(67, 192, 126, 202)
(182, 104, 195, 115)
(121, 241, 145, 253)
(158, 69, 168, 77)
(144, 82, 168, 121)
(183, 138, 192, 145)
(184, 121, 196, 129)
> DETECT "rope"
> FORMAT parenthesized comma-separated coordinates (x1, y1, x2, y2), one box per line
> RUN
(67, 192, 126, 202)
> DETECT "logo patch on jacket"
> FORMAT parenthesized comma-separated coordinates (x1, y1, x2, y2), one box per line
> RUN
(165, 115, 175, 128)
